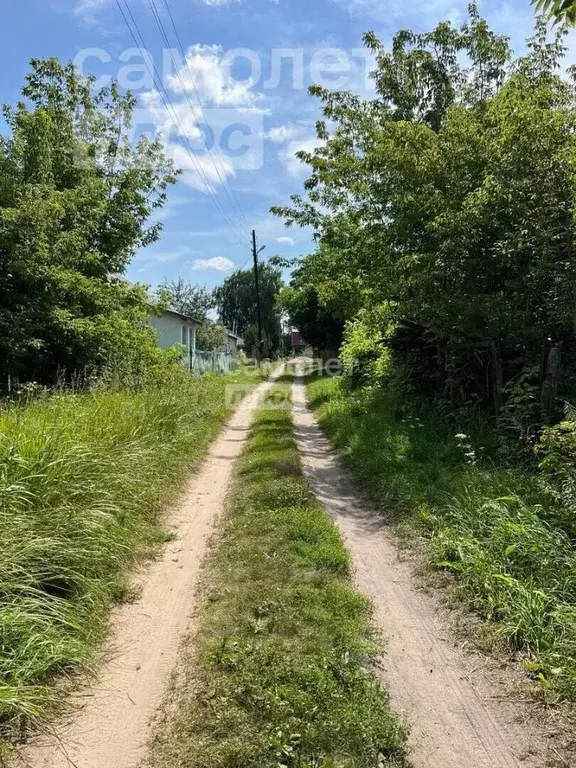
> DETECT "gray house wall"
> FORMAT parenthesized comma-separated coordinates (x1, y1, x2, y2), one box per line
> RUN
(149, 310, 197, 369)
(226, 334, 238, 356)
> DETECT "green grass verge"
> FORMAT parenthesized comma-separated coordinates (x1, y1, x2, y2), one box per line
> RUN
(306, 374, 576, 703)
(0, 366, 264, 752)
(150, 380, 408, 768)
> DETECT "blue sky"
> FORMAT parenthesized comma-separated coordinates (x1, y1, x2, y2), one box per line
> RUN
(2, 0, 574, 290)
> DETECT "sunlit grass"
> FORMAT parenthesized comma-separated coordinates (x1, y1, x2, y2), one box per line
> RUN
(0, 366, 264, 752)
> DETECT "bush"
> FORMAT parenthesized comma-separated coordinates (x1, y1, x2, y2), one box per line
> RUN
(539, 416, 576, 536)
(340, 307, 391, 389)
(195, 321, 228, 352)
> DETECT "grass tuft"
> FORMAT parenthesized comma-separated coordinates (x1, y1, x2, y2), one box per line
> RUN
(0, 366, 263, 751)
(150, 382, 408, 768)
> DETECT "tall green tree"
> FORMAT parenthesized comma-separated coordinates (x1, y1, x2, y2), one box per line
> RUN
(214, 265, 283, 356)
(278, 260, 344, 355)
(273, 8, 576, 409)
(0, 58, 178, 382)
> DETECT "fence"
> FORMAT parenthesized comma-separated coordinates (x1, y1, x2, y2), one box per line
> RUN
(190, 350, 236, 375)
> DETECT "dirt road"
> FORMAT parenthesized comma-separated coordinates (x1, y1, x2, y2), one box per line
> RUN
(291, 374, 541, 768)
(14, 373, 278, 768)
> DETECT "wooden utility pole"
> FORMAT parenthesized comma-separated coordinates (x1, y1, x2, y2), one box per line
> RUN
(252, 229, 264, 365)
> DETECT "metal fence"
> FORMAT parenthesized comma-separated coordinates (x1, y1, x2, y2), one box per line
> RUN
(190, 350, 236, 375)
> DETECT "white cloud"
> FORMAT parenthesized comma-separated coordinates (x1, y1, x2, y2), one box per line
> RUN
(197, 0, 240, 4)
(137, 46, 268, 195)
(276, 236, 295, 245)
(279, 136, 323, 176)
(166, 142, 236, 193)
(265, 123, 308, 144)
(167, 44, 265, 111)
(139, 89, 263, 193)
(139, 90, 204, 143)
(74, 0, 113, 28)
(192, 256, 234, 272)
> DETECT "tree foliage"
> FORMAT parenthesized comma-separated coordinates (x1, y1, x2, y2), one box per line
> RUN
(278, 259, 344, 355)
(196, 322, 229, 353)
(273, 7, 576, 414)
(533, 0, 576, 25)
(156, 278, 214, 321)
(214, 264, 283, 355)
(0, 58, 178, 382)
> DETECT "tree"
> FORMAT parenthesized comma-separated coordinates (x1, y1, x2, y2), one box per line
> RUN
(196, 323, 228, 352)
(533, 0, 576, 24)
(214, 265, 283, 356)
(278, 268, 344, 355)
(0, 58, 178, 382)
(273, 7, 576, 410)
(155, 278, 214, 321)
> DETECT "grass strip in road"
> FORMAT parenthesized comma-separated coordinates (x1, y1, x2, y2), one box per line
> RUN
(150, 380, 408, 768)
(0, 366, 265, 754)
(306, 373, 576, 704)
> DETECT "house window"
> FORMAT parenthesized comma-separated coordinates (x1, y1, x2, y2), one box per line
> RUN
(182, 326, 188, 347)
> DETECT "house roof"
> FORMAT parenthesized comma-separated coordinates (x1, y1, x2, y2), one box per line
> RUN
(161, 307, 203, 324)
(157, 305, 242, 343)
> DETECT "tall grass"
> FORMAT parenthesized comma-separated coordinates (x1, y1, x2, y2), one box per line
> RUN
(307, 374, 576, 702)
(150, 381, 408, 768)
(0, 367, 263, 752)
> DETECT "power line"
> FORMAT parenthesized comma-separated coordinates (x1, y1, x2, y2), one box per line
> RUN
(114, 0, 250, 247)
(151, 0, 253, 238)
(161, 0, 252, 235)
(117, 0, 248, 245)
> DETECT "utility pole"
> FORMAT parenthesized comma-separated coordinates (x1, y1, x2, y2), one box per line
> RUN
(252, 229, 265, 365)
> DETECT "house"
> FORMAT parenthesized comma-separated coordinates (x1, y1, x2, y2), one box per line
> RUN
(290, 329, 313, 357)
(226, 331, 244, 357)
(149, 307, 244, 370)
(149, 308, 198, 370)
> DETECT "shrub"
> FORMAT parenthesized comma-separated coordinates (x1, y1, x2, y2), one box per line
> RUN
(539, 415, 576, 536)
(340, 307, 391, 388)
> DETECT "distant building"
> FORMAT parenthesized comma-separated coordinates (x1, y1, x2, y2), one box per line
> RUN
(149, 308, 198, 370)
(289, 329, 313, 357)
(226, 331, 244, 357)
(149, 307, 243, 370)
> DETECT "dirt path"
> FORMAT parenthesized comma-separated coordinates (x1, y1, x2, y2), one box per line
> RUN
(292, 374, 542, 768)
(14, 373, 279, 768)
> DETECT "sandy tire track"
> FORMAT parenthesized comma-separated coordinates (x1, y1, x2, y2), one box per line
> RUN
(291, 373, 543, 768)
(13, 372, 280, 768)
